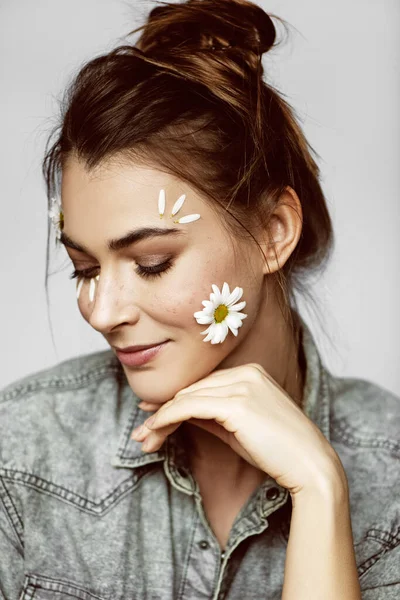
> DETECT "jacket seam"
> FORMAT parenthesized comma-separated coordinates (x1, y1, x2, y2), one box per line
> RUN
(357, 531, 399, 579)
(115, 403, 140, 459)
(332, 421, 400, 454)
(358, 546, 388, 578)
(367, 527, 400, 548)
(177, 507, 200, 600)
(0, 365, 123, 402)
(0, 475, 24, 550)
(22, 573, 107, 599)
(0, 467, 148, 515)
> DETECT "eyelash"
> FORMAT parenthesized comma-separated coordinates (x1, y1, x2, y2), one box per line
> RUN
(69, 260, 173, 281)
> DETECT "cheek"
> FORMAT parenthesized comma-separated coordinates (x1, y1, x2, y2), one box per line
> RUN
(162, 257, 245, 327)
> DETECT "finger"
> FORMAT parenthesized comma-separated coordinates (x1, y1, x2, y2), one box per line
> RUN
(142, 420, 182, 452)
(142, 416, 233, 453)
(145, 393, 241, 434)
(138, 401, 160, 411)
(138, 383, 241, 416)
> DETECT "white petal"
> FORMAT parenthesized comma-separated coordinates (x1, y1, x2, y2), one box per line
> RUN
(89, 278, 95, 302)
(201, 300, 213, 308)
(176, 214, 201, 224)
(201, 300, 216, 315)
(221, 282, 231, 303)
(95, 275, 100, 281)
(194, 314, 214, 325)
(171, 194, 186, 216)
(158, 189, 165, 216)
(233, 312, 247, 320)
(202, 323, 217, 343)
(225, 312, 243, 330)
(202, 304, 215, 316)
(211, 284, 222, 305)
(219, 321, 229, 343)
(200, 325, 212, 335)
(76, 278, 84, 299)
(226, 286, 243, 306)
(211, 322, 226, 344)
(228, 301, 246, 313)
(209, 292, 218, 305)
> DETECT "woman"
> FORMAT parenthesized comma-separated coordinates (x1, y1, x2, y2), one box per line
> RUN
(0, 0, 398, 598)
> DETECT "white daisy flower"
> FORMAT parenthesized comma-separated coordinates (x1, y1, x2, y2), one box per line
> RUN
(48, 195, 64, 240)
(193, 282, 247, 344)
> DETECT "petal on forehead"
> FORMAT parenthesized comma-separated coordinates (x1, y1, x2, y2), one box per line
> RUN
(158, 189, 165, 215)
(171, 194, 186, 216)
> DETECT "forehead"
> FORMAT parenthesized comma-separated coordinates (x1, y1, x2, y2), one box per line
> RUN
(60, 156, 233, 254)
(62, 157, 186, 213)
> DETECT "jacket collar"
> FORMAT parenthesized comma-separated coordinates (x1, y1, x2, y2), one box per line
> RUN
(111, 312, 332, 470)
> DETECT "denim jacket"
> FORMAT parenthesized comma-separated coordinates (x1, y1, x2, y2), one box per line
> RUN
(0, 317, 399, 600)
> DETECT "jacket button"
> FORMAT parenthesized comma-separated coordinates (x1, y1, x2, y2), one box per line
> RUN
(198, 540, 210, 550)
(266, 486, 279, 501)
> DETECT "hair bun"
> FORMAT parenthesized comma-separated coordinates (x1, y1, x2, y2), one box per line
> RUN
(134, 0, 277, 59)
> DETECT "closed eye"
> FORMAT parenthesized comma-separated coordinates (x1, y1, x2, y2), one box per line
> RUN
(69, 259, 174, 281)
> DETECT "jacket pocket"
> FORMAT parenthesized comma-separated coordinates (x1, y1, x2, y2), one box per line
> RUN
(20, 574, 109, 600)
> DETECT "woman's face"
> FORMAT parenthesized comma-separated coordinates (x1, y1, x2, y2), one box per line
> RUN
(61, 157, 265, 404)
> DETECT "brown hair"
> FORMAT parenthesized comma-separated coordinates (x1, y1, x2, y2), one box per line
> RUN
(42, 0, 334, 346)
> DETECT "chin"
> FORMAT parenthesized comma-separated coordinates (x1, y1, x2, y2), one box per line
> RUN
(122, 370, 178, 404)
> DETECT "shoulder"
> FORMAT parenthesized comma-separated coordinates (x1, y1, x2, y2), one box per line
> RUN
(0, 349, 121, 403)
(329, 374, 400, 451)
(0, 350, 127, 470)
(326, 374, 400, 589)
(327, 372, 400, 583)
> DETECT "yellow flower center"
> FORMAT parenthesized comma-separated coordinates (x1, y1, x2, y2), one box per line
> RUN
(214, 304, 228, 323)
(59, 211, 64, 230)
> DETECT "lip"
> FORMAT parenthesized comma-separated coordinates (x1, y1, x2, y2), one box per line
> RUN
(115, 341, 169, 367)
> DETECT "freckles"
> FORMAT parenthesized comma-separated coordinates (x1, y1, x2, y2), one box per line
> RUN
(187, 291, 197, 306)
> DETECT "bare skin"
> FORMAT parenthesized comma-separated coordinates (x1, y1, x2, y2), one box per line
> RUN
(61, 155, 305, 546)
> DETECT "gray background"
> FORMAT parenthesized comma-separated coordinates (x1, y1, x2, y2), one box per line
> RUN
(1, 0, 399, 395)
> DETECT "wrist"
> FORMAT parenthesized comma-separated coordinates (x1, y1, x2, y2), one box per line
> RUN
(291, 451, 349, 507)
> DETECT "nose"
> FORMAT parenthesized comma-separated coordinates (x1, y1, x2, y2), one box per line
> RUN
(87, 272, 140, 334)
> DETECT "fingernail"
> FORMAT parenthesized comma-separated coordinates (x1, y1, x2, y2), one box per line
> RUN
(145, 416, 156, 428)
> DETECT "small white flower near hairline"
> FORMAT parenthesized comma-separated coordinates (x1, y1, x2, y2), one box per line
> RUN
(157, 188, 201, 224)
(193, 282, 247, 344)
(48, 195, 64, 240)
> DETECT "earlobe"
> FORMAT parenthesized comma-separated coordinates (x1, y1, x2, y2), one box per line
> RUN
(260, 186, 303, 275)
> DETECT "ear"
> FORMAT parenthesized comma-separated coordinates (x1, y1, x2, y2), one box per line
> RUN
(259, 186, 303, 275)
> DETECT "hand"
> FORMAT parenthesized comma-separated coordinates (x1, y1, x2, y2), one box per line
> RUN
(131, 364, 343, 496)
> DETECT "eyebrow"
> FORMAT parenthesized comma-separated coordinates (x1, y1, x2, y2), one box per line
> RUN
(59, 227, 187, 253)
